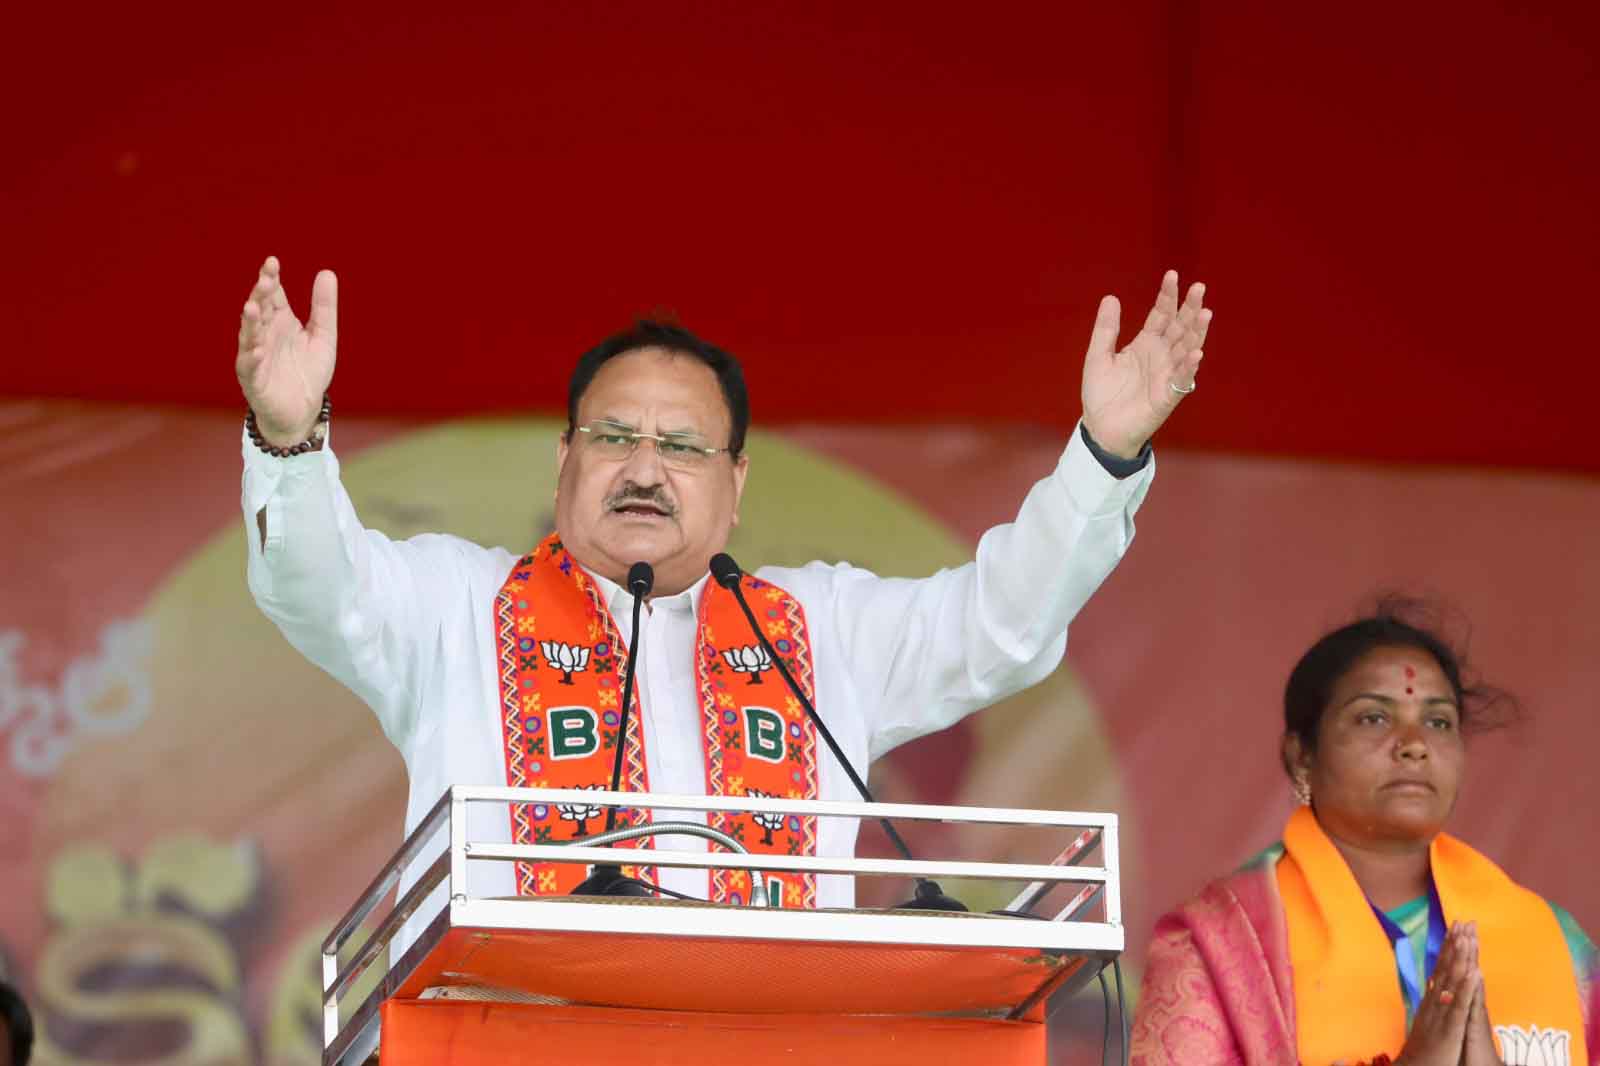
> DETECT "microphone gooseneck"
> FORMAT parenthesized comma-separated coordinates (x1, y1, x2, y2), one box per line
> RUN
(708, 552, 968, 912)
(572, 561, 654, 898)
(572, 820, 767, 907)
(605, 561, 654, 830)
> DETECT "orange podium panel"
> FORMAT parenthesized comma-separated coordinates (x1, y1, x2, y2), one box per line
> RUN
(379, 1000, 1044, 1065)
(389, 911, 1085, 1017)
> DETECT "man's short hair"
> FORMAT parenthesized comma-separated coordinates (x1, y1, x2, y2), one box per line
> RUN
(566, 320, 750, 458)
(0, 980, 33, 1066)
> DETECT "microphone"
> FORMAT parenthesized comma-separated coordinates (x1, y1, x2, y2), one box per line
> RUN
(708, 553, 968, 912)
(572, 561, 655, 898)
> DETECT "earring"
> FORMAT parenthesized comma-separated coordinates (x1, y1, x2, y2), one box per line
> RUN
(1292, 775, 1312, 806)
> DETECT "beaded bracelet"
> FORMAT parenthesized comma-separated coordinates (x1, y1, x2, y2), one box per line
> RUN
(246, 394, 331, 458)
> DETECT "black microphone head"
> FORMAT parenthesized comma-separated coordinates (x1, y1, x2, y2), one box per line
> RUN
(708, 553, 743, 589)
(895, 879, 970, 913)
(627, 561, 654, 597)
(571, 863, 653, 899)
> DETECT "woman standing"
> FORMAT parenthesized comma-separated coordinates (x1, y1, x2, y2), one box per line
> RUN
(1130, 605, 1596, 1065)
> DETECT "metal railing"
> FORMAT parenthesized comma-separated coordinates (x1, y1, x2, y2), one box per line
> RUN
(321, 784, 1122, 1063)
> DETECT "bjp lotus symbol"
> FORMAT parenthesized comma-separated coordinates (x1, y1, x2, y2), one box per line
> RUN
(540, 641, 591, 685)
(556, 783, 607, 837)
(722, 644, 773, 683)
(1495, 1025, 1572, 1066)
(745, 787, 785, 846)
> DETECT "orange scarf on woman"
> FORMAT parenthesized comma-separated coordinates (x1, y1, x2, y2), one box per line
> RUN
(1278, 806, 1588, 1065)
(494, 534, 820, 906)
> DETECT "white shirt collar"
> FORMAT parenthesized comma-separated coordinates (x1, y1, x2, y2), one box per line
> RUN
(586, 565, 710, 619)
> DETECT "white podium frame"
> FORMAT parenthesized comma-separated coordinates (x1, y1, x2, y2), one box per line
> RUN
(321, 785, 1123, 1065)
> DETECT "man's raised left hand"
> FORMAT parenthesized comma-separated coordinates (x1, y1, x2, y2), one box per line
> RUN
(1080, 269, 1211, 460)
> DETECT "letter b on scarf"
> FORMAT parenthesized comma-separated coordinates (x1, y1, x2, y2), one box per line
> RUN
(744, 707, 786, 763)
(549, 707, 599, 759)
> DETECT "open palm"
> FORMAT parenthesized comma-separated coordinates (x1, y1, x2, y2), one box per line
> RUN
(1080, 270, 1210, 459)
(235, 256, 338, 444)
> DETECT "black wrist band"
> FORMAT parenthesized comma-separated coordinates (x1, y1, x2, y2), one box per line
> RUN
(1079, 423, 1151, 479)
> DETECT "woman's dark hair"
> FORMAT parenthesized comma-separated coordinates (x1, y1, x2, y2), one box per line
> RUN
(0, 980, 33, 1066)
(565, 319, 750, 458)
(1281, 597, 1519, 777)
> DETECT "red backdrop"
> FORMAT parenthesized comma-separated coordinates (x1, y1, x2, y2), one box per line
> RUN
(3, 1, 1593, 468)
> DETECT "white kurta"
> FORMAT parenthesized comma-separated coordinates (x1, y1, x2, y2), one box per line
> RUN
(242, 422, 1151, 948)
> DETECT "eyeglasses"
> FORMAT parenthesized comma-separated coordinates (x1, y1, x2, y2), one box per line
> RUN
(574, 420, 731, 470)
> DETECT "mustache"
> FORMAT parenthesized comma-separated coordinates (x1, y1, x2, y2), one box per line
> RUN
(605, 484, 677, 515)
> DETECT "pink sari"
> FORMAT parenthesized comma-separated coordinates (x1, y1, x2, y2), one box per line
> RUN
(1130, 850, 1296, 1066)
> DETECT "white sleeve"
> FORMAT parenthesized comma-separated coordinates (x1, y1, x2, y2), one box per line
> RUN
(241, 429, 498, 751)
(820, 421, 1153, 760)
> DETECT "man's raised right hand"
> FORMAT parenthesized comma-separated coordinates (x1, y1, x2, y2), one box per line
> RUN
(236, 256, 338, 447)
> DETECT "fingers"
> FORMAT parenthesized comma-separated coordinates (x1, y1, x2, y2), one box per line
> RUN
(1464, 940, 1498, 1061)
(1432, 919, 1459, 977)
(1399, 921, 1483, 1066)
(1161, 309, 1186, 349)
(238, 261, 274, 342)
(246, 260, 282, 327)
(1462, 922, 1486, 1020)
(239, 255, 317, 346)
(1161, 295, 1209, 395)
(1085, 294, 1121, 362)
(1170, 282, 1211, 349)
(1177, 282, 1212, 349)
(1415, 922, 1465, 1028)
(1469, 967, 1487, 1021)
(1448, 972, 1482, 1033)
(1142, 274, 1213, 384)
(1142, 269, 1180, 333)
(309, 269, 339, 343)
(250, 266, 277, 312)
(237, 257, 303, 390)
(264, 255, 289, 311)
(1174, 282, 1203, 332)
(1439, 923, 1476, 1028)
(1173, 349, 1203, 394)
(237, 264, 275, 371)
(1447, 920, 1473, 990)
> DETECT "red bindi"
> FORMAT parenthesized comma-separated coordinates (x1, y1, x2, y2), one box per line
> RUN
(1406, 687, 1414, 695)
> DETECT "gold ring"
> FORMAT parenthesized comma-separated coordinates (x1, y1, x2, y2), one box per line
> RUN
(1439, 989, 1455, 1005)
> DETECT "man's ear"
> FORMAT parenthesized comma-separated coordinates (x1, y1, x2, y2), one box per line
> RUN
(729, 453, 750, 526)
(555, 431, 569, 498)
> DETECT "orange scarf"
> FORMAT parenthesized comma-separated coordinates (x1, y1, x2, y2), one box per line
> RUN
(1278, 806, 1587, 1065)
(494, 534, 820, 907)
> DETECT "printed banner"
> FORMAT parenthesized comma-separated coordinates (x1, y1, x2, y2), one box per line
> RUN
(2, 402, 1595, 1063)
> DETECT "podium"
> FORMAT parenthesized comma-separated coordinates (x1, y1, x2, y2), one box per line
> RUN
(322, 786, 1124, 1065)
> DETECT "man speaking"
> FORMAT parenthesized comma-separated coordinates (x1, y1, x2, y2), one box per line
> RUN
(236, 256, 1210, 924)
